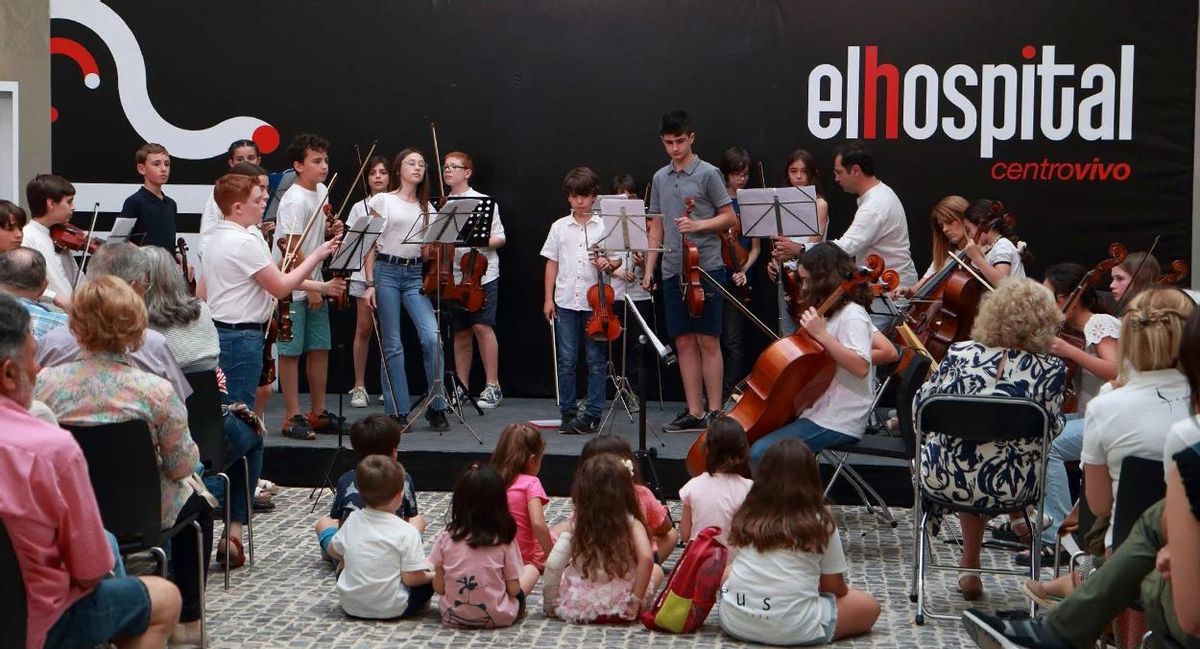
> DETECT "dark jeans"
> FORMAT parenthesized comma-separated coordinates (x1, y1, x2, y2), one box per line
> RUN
(1044, 500, 1195, 648)
(721, 295, 747, 400)
(220, 407, 263, 525)
(169, 492, 214, 623)
(555, 307, 606, 418)
(217, 328, 264, 407)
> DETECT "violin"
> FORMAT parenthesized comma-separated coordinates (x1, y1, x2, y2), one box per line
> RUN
(680, 197, 705, 318)
(175, 238, 196, 295)
(1157, 260, 1188, 286)
(259, 317, 279, 387)
(720, 218, 751, 304)
(456, 248, 488, 312)
(586, 253, 622, 342)
(50, 223, 104, 254)
(275, 237, 296, 343)
(422, 239, 460, 302)
(686, 254, 885, 476)
(1058, 242, 1127, 413)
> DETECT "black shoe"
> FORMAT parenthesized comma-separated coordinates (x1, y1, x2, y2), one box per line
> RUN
(962, 608, 1071, 649)
(558, 413, 577, 434)
(390, 414, 409, 429)
(704, 410, 721, 426)
(252, 496, 276, 512)
(1013, 546, 1070, 567)
(307, 410, 346, 434)
(569, 414, 600, 435)
(663, 410, 706, 433)
(426, 409, 450, 431)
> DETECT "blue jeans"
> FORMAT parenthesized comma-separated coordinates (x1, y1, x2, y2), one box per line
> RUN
(217, 328, 264, 407)
(555, 307, 606, 418)
(219, 406, 263, 525)
(375, 260, 444, 416)
(44, 575, 150, 648)
(1042, 415, 1085, 545)
(750, 418, 858, 467)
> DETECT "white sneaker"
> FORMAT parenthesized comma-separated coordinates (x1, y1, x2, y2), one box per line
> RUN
(478, 383, 503, 409)
(349, 386, 368, 408)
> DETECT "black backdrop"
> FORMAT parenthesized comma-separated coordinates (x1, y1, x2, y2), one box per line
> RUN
(50, 1, 1197, 400)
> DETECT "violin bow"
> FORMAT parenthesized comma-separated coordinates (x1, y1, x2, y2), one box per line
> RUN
(72, 203, 101, 290)
(1113, 235, 1160, 314)
(331, 140, 378, 222)
(280, 173, 339, 271)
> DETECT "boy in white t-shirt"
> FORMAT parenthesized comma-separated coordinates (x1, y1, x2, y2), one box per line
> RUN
(275, 134, 346, 439)
(329, 455, 434, 619)
(443, 151, 507, 409)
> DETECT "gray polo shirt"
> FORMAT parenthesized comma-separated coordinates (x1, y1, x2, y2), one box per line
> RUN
(649, 156, 732, 278)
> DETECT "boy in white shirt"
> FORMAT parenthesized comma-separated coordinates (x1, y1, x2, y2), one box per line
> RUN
(275, 134, 345, 439)
(444, 151, 507, 409)
(329, 455, 434, 619)
(21, 174, 81, 308)
(540, 167, 616, 435)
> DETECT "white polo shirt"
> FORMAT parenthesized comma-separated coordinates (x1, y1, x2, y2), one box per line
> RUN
(202, 220, 275, 324)
(276, 182, 327, 301)
(540, 213, 606, 311)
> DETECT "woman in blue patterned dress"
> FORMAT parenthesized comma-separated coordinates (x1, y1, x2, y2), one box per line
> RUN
(914, 277, 1068, 600)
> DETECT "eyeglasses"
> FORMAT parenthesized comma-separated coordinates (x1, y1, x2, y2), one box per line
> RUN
(443, 164, 467, 171)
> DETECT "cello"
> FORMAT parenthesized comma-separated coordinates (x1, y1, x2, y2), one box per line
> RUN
(680, 198, 705, 318)
(1157, 260, 1188, 286)
(685, 254, 885, 476)
(1058, 242, 1127, 413)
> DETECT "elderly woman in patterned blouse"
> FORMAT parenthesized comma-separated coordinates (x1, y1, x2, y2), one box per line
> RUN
(34, 274, 211, 646)
(914, 277, 1067, 601)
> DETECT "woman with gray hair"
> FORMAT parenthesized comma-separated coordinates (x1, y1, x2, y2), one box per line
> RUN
(143, 245, 262, 569)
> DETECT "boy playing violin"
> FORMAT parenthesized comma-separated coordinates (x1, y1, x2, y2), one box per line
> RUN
(541, 167, 616, 435)
(642, 111, 737, 433)
(21, 174, 80, 307)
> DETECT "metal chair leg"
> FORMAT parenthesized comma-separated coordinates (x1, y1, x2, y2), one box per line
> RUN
(215, 473, 230, 591)
(150, 546, 168, 577)
(242, 457, 253, 568)
(915, 508, 931, 625)
(192, 520, 207, 649)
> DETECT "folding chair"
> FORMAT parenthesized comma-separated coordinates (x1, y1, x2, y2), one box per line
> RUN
(0, 518, 25, 649)
(822, 352, 932, 527)
(911, 394, 1053, 624)
(186, 370, 253, 589)
(64, 421, 207, 648)
(1112, 456, 1165, 550)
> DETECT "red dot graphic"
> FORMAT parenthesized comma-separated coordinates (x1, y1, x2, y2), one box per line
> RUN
(253, 124, 280, 154)
(50, 106, 59, 123)
(1022, 45, 1037, 60)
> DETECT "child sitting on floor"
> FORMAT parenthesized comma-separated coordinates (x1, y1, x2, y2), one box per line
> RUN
(328, 455, 434, 619)
(314, 415, 425, 563)
(543, 454, 663, 623)
(720, 439, 880, 645)
(490, 423, 553, 570)
(679, 415, 753, 547)
(429, 462, 541, 628)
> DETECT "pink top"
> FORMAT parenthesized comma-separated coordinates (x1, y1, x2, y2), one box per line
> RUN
(634, 484, 669, 553)
(679, 471, 753, 547)
(507, 473, 549, 569)
(0, 395, 114, 649)
(429, 531, 524, 628)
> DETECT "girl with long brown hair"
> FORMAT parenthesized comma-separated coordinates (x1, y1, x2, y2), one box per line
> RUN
(489, 423, 552, 571)
(721, 439, 879, 645)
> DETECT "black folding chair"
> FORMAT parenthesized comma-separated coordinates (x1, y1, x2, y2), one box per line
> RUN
(186, 370, 253, 589)
(912, 394, 1054, 624)
(0, 518, 25, 649)
(823, 352, 933, 527)
(64, 421, 207, 647)
(1112, 456, 1165, 551)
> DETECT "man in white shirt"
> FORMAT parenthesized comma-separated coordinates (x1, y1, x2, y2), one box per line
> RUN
(828, 142, 918, 287)
(443, 151, 507, 409)
(21, 174, 82, 307)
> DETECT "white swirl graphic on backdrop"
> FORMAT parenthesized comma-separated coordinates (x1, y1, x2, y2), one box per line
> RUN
(50, 0, 279, 159)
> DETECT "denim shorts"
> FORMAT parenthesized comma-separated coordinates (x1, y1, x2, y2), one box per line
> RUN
(277, 299, 332, 356)
(44, 576, 151, 648)
(662, 269, 727, 338)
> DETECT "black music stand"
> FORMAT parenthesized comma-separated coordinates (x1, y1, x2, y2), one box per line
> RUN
(309, 215, 383, 510)
(739, 186, 822, 335)
(402, 197, 493, 443)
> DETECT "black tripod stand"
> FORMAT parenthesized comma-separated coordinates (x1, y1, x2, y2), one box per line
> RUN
(625, 295, 674, 503)
(308, 313, 353, 512)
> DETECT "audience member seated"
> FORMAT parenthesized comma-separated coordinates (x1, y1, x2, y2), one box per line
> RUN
(0, 199, 26, 253)
(36, 242, 192, 401)
(142, 245, 262, 567)
(964, 306, 1200, 649)
(0, 292, 182, 648)
(33, 275, 212, 646)
(1026, 287, 1194, 604)
(0, 248, 67, 340)
(915, 277, 1068, 601)
(314, 415, 424, 563)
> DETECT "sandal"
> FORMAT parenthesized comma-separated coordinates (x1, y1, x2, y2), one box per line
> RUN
(216, 536, 246, 569)
(282, 415, 316, 440)
(1021, 579, 1064, 608)
(957, 574, 983, 601)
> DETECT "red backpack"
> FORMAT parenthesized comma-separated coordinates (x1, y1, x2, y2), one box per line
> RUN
(641, 526, 728, 633)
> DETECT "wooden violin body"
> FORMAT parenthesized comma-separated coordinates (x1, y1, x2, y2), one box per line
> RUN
(586, 272, 622, 342)
(720, 222, 751, 303)
(456, 249, 489, 312)
(175, 238, 197, 296)
(1158, 260, 1188, 286)
(422, 242, 459, 301)
(275, 238, 296, 343)
(50, 223, 103, 254)
(680, 198, 705, 318)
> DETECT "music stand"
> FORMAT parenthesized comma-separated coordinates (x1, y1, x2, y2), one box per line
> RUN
(401, 197, 493, 443)
(740, 187, 821, 334)
(309, 215, 384, 510)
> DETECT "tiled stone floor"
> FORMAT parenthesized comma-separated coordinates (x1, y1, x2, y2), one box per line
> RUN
(201, 489, 1033, 647)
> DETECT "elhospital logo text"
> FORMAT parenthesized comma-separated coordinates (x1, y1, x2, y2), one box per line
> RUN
(806, 44, 1136, 178)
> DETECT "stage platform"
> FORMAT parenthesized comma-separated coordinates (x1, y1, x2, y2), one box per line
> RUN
(259, 393, 913, 505)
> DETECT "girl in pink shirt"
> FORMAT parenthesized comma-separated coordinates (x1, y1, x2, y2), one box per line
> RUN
(579, 434, 679, 563)
(679, 415, 753, 547)
(490, 423, 552, 569)
(430, 462, 540, 628)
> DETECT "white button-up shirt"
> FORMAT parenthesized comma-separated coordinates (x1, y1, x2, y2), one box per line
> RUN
(22, 220, 81, 301)
(830, 181, 918, 287)
(540, 213, 606, 311)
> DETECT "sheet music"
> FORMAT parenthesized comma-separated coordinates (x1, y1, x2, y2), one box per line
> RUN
(596, 198, 650, 251)
(737, 186, 820, 238)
